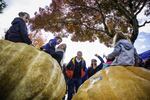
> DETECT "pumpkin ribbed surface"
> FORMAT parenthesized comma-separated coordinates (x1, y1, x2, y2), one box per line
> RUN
(0, 40, 66, 100)
(73, 66, 150, 100)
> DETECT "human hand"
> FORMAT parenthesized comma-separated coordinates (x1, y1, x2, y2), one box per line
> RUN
(95, 54, 99, 57)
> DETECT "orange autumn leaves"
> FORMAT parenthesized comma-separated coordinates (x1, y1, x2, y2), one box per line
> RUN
(29, 31, 45, 48)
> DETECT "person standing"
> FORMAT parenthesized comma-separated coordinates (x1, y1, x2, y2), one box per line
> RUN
(52, 44, 67, 100)
(87, 54, 104, 78)
(5, 12, 32, 45)
(66, 51, 86, 100)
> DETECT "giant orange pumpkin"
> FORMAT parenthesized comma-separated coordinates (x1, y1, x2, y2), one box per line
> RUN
(0, 40, 66, 100)
(73, 66, 150, 100)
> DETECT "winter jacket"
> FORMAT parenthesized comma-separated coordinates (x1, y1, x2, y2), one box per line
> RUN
(66, 57, 86, 79)
(108, 39, 139, 66)
(41, 38, 57, 55)
(52, 49, 64, 67)
(87, 56, 104, 78)
(5, 17, 32, 44)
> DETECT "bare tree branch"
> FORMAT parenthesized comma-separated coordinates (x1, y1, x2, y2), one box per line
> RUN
(95, 0, 113, 37)
(135, 0, 147, 16)
(139, 20, 150, 27)
(134, 0, 143, 12)
(112, 0, 132, 20)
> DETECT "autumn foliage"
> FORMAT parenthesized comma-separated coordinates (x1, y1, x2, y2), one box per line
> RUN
(30, 0, 150, 46)
(29, 30, 45, 48)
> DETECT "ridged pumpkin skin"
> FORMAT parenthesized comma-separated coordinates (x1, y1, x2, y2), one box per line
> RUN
(0, 40, 66, 100)
(73, 66, 150, 100)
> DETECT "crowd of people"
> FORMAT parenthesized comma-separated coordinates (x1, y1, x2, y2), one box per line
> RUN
(4, 12, 150, 100)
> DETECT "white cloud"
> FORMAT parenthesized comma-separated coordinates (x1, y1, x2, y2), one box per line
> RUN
(137, 7, 150, 33)
(138, 38, 146, 42)
(141, 45, 146, 49)
(139, 24, 150, 33)
(0, 0, 51, 38)
(62, 38, 113, 66)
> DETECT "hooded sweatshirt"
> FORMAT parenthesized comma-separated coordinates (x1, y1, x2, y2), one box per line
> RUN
(41, 38, 57, 55)
(5, 17, 32, 44)
(108, 39, 139, 66)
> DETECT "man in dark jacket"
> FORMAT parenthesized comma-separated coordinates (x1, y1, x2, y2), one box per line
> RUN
(5, 12, 32, 45)
(66, 51, 86, 100)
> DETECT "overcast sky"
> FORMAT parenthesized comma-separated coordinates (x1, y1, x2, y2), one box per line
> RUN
(0, 0, 150, 66)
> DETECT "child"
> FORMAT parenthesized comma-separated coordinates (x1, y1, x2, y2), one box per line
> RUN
(107, 32, 139, 66)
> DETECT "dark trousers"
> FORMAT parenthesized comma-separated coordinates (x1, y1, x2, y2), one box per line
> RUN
(67, 78, 82, 100)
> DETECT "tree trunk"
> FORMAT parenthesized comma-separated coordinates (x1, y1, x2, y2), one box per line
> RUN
(130, 17, 139, 44)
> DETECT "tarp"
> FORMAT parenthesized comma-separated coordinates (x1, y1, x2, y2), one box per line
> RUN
(139, 50, 150, 60)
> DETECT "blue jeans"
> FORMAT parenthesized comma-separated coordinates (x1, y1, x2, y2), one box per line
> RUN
(67, 78, 82, 100)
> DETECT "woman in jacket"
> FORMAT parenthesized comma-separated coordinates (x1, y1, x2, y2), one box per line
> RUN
(5, 12, 32, 45)
(87, 54, 104, 78)
(52, 43, 67, 67)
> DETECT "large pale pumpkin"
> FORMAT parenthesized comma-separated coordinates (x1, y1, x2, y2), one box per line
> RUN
(73, 66, 150, 100)
(0, 40, 66, 100)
